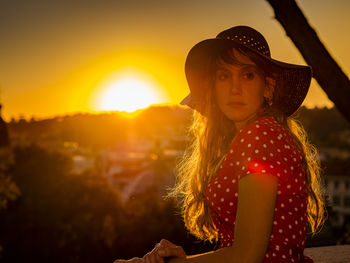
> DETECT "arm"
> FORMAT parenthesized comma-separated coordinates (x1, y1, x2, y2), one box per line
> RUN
(167, 172, 278, 263)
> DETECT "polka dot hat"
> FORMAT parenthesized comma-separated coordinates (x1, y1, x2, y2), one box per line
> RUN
(181, 25, 312, 117)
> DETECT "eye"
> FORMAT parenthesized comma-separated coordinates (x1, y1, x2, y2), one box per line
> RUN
(243, 71, 256, 80)
(216, 71, 231, 81)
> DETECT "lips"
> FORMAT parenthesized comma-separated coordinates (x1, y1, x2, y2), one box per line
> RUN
(227, 101, 246, 106)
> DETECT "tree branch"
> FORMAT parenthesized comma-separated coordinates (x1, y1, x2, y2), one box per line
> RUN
(266, 0, 350, 122)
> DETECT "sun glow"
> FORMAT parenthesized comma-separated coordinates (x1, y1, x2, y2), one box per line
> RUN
(93, 70, 166, 113)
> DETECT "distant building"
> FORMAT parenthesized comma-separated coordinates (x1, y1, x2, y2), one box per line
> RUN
(98, 136, 181, 202)
(0, 103, 10, 147)
(325, 174, 350, 227)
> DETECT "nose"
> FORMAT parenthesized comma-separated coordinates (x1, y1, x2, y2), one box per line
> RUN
(229, 75, 242, 95)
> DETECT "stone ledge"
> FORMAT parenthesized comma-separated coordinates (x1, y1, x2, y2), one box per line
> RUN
(304, 245, 350, 263)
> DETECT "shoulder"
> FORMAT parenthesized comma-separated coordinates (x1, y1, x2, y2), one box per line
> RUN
(225, 116, 299, 180)
(233, 116, 284, 149)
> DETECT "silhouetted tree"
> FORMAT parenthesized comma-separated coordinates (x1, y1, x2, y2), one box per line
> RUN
(266, 0, 350, 122)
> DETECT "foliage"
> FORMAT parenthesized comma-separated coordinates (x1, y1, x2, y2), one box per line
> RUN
(0, 144, 123, 262)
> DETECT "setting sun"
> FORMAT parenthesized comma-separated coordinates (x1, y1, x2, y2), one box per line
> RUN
(92, 69, 167, 113)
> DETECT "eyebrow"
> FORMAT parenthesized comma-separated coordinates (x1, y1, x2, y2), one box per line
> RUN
(215, 64, 259, 72)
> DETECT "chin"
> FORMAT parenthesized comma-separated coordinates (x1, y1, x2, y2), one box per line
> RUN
(223, 110, 257, 124)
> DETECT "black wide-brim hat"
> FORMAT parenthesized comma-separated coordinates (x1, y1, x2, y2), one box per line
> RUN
(180, 25, 312, 117)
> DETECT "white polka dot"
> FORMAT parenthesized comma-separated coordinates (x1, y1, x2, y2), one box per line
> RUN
(240, 138, 244, 143)
(281, 203, 285, 207)
(229, 202, 233, 206)
(263, 131, 267, 135)
(287, 184, 291, 189)
(232, 179, 236, 183)
(289, 198, 293, 203)
(278, 229, 283, 233)
(282, 255, 286, 259)
(218, 207, 221, 210)
(236, 161, 240, 166)
(218, 184, 221, 188)
(229, 162, 233, 166)
(292, 235, 296, 239)
(229, 149, 233, 153)
(255, 149, 259, 153)
(254, 163, 258, 167)
(262, 170, 266, 173)
(226, 188, 230, 192)
(270, 165, 274, 168)
(272, 253, 276, 257)
(277, 161, 281, 165)
(224, 176, 227, 180)
(277, 148, 281, 152)
(235, 193, 238, 197)
(241, 166, 245, 170)
(241, 152, 245, 156)
(263, 144, 267, 148)
(273, 221, 277, 225)
(220, 198, 224, 202)
(289, 225, 292, 229)
(256, 124, 260, 128)
(225, 218, 229, 222)
(247, 130, 252, 134)
(262, 156, 266, 160)
(248, 143, 251, 148)
(255, 136, 259, 140)
(276, 245, 279, 251)
(270, 140, 274, 144)
(247, 157, 251, 161)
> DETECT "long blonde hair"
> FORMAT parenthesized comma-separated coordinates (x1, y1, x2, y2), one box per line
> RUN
(168, 47, 328, 243)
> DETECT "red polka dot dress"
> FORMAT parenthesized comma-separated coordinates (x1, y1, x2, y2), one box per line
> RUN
(204, 116, 314, 263)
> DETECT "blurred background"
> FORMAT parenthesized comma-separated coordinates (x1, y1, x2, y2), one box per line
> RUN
(0, 0, 349, 262)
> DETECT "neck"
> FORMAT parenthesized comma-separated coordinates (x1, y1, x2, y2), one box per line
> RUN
(234, 113, 260, 130)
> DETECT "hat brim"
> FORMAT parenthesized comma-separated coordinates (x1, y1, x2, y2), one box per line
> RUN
(181, 38, 312, 117)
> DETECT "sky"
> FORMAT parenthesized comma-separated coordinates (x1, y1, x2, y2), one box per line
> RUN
(1, 0, 349, 121)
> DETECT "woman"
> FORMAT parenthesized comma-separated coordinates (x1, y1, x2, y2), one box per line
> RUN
(114, 25, 327, 263)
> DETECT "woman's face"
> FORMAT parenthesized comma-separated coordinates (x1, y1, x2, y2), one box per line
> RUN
(214, 49, 274, 130)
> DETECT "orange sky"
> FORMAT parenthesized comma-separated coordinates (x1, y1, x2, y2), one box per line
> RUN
(1, 0, 349, 121)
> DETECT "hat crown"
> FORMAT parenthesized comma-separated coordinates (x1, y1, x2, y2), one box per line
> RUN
(216, 26, 271, 57)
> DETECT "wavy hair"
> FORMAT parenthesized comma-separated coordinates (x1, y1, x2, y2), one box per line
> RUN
(168, 46, 328, 242)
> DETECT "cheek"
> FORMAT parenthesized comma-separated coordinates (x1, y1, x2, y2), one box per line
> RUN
(246, 82, 266, 104)
(215, 86, 227, 107)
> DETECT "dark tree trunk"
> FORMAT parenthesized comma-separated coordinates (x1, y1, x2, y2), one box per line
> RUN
(266, 0, 350, 122)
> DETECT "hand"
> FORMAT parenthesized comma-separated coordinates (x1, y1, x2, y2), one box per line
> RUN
(143, 239, 186, 263)
(113, 257, 144, 263)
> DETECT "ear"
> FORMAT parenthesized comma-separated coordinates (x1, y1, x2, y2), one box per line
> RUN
(264, 76, 275, 98)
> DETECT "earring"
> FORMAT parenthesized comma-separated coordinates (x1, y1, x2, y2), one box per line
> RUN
(265, 95, 273, 106)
